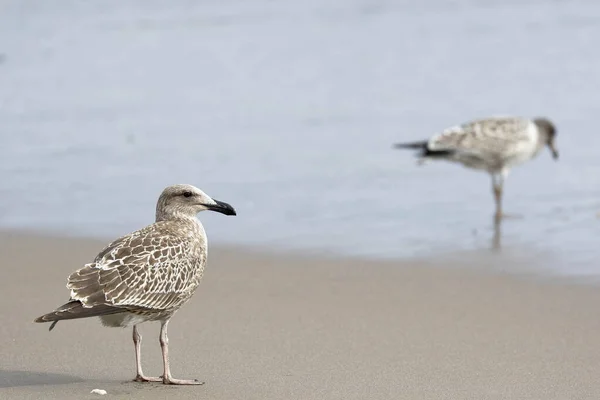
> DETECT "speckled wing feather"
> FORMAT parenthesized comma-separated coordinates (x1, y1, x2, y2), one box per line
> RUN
(66, 221, 205, 313)
(428, 117, 534, 157)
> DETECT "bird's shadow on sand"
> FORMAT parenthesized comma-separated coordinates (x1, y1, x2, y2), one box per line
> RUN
(0, 369, 84, 388)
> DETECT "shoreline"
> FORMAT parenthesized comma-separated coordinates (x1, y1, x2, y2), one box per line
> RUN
(0, 227, 582, 286)
(2, 230, 600, 399)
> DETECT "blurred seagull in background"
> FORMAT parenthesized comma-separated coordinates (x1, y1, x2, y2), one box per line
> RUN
(394, 116, 559, 223)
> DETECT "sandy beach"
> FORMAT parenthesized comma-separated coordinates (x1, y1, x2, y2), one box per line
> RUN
(1, 230, 600, 400)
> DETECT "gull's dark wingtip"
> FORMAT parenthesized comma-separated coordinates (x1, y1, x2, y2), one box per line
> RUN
(392, 140, 428, 150)
(34, 315, 49, 324)
(33, 314, 59, 331)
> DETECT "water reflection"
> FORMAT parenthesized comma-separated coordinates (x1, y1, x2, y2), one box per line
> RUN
(492, 219, 502, 251)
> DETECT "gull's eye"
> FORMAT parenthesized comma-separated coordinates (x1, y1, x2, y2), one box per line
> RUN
(183, 191, 193, 198)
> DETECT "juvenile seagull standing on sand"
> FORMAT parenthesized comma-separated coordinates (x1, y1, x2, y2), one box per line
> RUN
(394, 116, 559, 222)
(34, 184, 236, 385)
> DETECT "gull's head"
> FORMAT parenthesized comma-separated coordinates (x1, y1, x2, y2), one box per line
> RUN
(156, 184, 237, 221)
(534, 117, 558, 160)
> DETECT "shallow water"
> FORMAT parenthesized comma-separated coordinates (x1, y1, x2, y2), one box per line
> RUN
(1, 0, 599, 277)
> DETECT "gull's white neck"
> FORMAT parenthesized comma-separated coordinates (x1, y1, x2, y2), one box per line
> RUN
(155, 210, 199, 222)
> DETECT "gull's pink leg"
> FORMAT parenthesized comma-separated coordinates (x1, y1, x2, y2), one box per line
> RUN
(159, 320, 204, 385)
(491, 172, 522, 223)
(491, 172, 504, 224)
(132, 325, 162, 383)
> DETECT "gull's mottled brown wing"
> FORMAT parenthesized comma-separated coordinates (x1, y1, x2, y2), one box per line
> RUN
(428, 117, 534, 157)
(66, 222, 204, 312)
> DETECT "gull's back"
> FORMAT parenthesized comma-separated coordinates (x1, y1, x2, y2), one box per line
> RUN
(71, 218, 207, 317)
(426, 117, 539, 172)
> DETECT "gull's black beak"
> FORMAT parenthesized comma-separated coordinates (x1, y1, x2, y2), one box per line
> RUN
(205, 199, 237, 216)
(549, 143, 559, 160)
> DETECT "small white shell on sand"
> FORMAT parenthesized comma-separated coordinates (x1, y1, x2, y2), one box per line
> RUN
(90, 389, 107, 395)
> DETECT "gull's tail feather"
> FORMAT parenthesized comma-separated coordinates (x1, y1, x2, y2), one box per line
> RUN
(393, 140, 428, 150)
(34, 301, 122, 331)
(393, 140, 455, 159)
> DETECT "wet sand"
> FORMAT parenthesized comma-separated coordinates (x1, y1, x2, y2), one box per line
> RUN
(1, 230, 600, 399)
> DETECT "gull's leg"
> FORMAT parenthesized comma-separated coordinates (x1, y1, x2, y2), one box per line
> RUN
(492, 169, 522, 222)
(132, 325, 162, 382)
(159, 319, 204, 385)
(491, 173, 503, 224)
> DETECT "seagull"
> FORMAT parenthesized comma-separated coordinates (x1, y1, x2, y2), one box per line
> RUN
(393, 117, 559, 222)
(34, 184, 236, 385)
